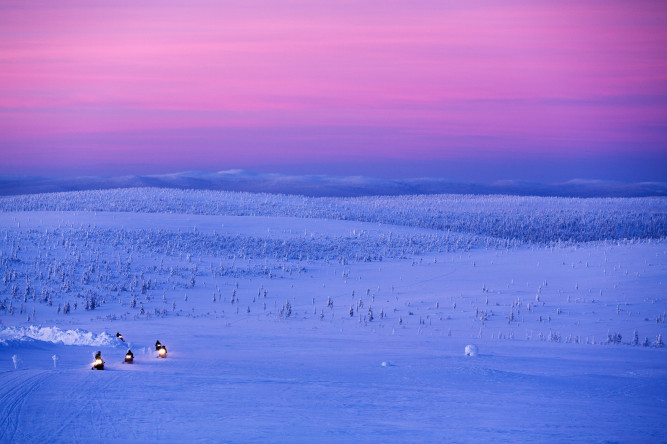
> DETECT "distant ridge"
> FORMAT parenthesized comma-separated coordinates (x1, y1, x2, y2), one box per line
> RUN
(0, 170, 665, 198)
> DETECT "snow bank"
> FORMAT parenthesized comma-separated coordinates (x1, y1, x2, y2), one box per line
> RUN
(0, 326, 122, 347)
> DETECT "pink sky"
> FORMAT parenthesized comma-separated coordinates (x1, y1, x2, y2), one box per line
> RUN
(1, 0, 666, 181)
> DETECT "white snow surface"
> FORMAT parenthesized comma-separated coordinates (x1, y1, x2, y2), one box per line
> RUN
(0, 189, 665, 443)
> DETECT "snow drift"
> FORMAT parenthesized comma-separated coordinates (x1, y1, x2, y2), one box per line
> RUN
(0, 325, 122, 347)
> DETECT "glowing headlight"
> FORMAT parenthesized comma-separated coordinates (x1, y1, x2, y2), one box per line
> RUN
(94, 359, 103, 366)
(158, 348, 166, 357)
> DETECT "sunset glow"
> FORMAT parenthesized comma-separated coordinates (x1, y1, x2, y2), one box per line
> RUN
(1, 0, 666, 181)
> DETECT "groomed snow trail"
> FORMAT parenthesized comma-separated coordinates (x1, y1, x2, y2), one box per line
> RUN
(0, 369, 50, 443)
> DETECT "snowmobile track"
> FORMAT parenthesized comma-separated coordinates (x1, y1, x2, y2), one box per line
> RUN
(0, 370, 50, 443)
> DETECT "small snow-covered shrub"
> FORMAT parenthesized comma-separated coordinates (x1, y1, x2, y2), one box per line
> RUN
(465, 344, 478, 356)
(607, 332, 622, 344)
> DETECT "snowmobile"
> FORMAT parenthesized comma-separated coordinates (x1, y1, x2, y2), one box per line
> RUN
(124, 350, 134, 364)
(116, 332, 125, 342)
(92, 351, 104, 370)
(157, 345, 167, 358)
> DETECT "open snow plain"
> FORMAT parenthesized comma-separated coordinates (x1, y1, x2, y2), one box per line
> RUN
(0, 189, 666, 443)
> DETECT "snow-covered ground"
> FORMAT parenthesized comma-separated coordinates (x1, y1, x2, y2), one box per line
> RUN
(1, 189, 666, 442)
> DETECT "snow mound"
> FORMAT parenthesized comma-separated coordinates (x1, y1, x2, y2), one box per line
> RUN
(0, 326, 122, 347)
(464, 344, 479, 357)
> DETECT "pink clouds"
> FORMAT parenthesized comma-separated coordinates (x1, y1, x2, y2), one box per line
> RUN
(0, 0, 666, 178)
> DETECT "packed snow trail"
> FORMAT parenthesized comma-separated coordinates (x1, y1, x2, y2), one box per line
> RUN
(0, 369, 50, 443)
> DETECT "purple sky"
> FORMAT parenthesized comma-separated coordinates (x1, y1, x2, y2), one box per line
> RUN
(1, 0, 666, 182)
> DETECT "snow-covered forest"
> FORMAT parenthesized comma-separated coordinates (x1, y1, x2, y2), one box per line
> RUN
(1, 189, 665, 442)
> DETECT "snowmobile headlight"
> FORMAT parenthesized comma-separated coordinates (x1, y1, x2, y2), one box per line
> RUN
(94, 358, 103, 366)
(158, 348, 166, 357)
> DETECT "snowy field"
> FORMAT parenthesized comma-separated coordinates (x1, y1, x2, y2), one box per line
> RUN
(1, 189, 666, 443)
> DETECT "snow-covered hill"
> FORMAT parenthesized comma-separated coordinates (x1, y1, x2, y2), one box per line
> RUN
(2, 170, 666, 197)
(0, 189, 665, 442)
(3, 187, 666, 243)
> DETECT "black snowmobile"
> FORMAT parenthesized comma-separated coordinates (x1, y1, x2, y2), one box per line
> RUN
(116, 332, 125, 342)
(124, 350, 134, 364)
(92, 351, 104, 370)
(155, 340, 167, 357)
